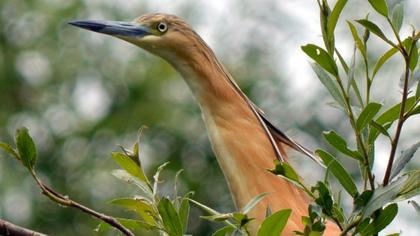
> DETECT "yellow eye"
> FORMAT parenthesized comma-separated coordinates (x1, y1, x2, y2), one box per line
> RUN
(157, 22, 167, 33)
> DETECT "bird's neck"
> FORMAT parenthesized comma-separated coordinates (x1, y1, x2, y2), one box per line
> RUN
(168, 47, 311, 229)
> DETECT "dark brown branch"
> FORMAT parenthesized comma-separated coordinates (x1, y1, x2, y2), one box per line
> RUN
(0, 218, 47, 236)
(382, 36, 418, 186)
(30, 172, 134, 236)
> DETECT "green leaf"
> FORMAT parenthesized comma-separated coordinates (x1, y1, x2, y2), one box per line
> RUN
(368, 0, 389, 17)
(269, 160, 300, 183)
(111, 169, 154, 201)
(109, 198, 156, 225)
(310, 63, 346, 108)
(187, 198, 222, 216)
(158, 198, 183, 236)
(302, 44, 338, 76)
(178, 198, 190, 234)
(242, 192, 270, 214)
(327, 0, 348, 49)
(111, 152, 149, 185)
(391, 3, 404, 33)
(369, 97, 417, 142)
(212, 225, 235, 236)
(316, 150, 358, 197)
(336, 49, 349, 74)
(361, 203, 398, 236)
(0, 142, 20, 161)
(356, 102, 382, 132)
(362, 170, 420, 218)
(376, 97, 416, 125)
(232, 212, 252, 227)
(355, 190, 374, 209)
(15, 127, 37, 170)
(356, 19, 392, 45)
(372, 47, 399, 79)
(201, 213, 233, 222)
(347, 21, 367, 58)
(96, 218, 158, 233)
(312, 182, 334, 217)
(409, 44, 419, 71)
(319, 0, 333, 55)
(369, 121, 391, 140)
(153, 161, 170, 194)
(257, 209, 292, 236)
(323, 131, 363, 160)
(390, 142, 420, 179)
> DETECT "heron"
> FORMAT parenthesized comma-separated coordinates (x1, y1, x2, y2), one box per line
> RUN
(69, 13, 341, 235)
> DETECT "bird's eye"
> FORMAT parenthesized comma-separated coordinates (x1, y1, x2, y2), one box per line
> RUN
(157, 22, 167, 33)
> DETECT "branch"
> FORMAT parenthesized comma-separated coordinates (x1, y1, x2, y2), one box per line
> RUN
(0, 218, 47, 236)
(383, 36, 418, 186)
(29, 171, 134, 236)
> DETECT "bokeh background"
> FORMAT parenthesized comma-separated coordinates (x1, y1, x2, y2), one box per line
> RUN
(0, 0, 419, 235)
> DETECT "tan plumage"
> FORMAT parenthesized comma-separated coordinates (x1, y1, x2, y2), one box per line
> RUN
(70, 13, 341, 235)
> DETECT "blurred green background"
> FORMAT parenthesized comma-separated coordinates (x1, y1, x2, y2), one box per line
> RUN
(0, 0, 419, 235)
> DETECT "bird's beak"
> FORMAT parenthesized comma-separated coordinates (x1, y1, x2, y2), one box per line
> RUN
(68, 20, 150, 37)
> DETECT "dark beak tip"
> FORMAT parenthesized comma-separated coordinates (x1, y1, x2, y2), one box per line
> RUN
(67, 20, 105, 32)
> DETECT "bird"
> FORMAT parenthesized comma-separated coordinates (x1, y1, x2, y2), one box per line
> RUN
(69, 13, 341, 235)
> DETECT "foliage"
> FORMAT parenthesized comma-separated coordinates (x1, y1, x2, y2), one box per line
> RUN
(284, 0, 420, 234)
(1, 0, 419, 235)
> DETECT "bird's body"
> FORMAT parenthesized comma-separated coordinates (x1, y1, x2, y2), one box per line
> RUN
(70, 13, 341, 235)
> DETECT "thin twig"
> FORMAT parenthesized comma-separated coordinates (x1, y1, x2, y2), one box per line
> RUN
(0, 218, 47, 236)
(29, 171, 134, 236)
(382, 34, 418, 186)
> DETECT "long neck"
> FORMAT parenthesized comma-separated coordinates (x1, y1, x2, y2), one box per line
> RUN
(166, 42, 313, 233)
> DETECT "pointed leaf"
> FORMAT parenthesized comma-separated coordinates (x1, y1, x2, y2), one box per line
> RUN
(212, 225, 235, 236)
(356, 102, 382, 132)
(111, 169, 154, 200)
(15, 127, 37, 169)
(409, 44, 419, 71)
(368, 0, 389, 17)
(369, 97, 417, 142)
(323, 130, 363, 160)
(257, 209, 292, 236)
(153, 161, 170, 194)
(112, 152, 149, 184)
(356, 19, 392, 45)
(361, 204, 398, 236)
(96, 218, 158, 233)
(242, 192, 270, 214)
(187, 198, 222, 216)
(302, 44, 338, 76)
(376, 97, 416, 125)
(369, 121, 391, 140)
(269, 160, 300, 183)
(362, 170, 420, 218)
(372, 47, 398, 79)
(158, 198, 183, 236)
(316, 150, 358, 197)
(109, 198, 156, 225)
(390, 142, 420, 179)
(310, 63, 346, 108)
(178, 198, 190, 234)
(391, 3, 404, 33)
(0, 142, 20, 161)
(347, 21, 367, 58)
(327, 0, 348, 46)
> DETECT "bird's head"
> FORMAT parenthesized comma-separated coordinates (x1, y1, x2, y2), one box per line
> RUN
(69, 13, 203, 64)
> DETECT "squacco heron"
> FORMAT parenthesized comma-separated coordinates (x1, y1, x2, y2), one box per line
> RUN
(70, 14, 341, 235)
